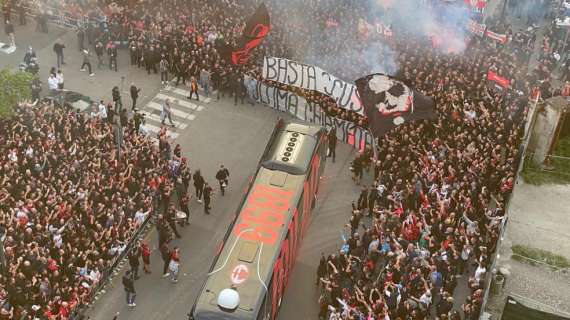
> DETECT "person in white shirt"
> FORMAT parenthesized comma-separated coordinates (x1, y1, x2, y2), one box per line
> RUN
(47, 74, 59, 93)
(134, 207, 151, 226)
(98, 101, 107, 119)
(419, 290, 432, 309)
(161, 98, 175, 126)
(56, 69, 64, 89)
(474, 263, 486, 282)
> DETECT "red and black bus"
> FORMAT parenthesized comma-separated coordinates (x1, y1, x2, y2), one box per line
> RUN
(189, 120, 327, 320)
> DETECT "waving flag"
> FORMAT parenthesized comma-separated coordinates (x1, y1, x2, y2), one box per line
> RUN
(355, 74, 436, 137)
(220, 3, 271, 65)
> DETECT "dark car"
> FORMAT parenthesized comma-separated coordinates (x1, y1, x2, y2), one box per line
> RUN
(43, 90, 94, 112)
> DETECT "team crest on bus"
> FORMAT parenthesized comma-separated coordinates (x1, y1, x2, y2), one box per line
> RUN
(230, 264, 250, 285)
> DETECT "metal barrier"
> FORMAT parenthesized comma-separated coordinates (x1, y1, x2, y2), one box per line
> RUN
(22, 1, 99, 29)
(478, 97, 546, 317)
(68, 189, 159, 320)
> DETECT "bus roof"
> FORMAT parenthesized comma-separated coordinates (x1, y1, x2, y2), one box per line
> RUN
(191, 121, 325, 320)
(193, 169, 305, 319)
(261, 122, 324, 175)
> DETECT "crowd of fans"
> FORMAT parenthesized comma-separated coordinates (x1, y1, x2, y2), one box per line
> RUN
(0, 99, 190, 319)
(317, 35, 525, 319)
(1, 0, 566, 319)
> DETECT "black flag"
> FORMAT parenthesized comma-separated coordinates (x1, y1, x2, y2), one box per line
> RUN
(223, 3, 271, 65)
(355, 73, 436, 138)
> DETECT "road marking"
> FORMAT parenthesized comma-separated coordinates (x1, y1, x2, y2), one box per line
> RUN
(155, 93, 199, 111)
(146, 101, 193, 119)
(166, 86, 212, 104)
(0, 42, 16, 54)
(144, 113, 189, 129)
(142, 123, 180, 139)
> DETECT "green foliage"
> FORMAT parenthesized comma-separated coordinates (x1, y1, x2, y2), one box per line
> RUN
(512, 244, 570, 269)
(521, 136, 570, 185)
(0, 69, 34, 118)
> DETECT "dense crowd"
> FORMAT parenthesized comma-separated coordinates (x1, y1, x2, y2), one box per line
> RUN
(0, 0, 565, 319)
(317, 34, 527, 319)
(0, 100, 191, 319)
(64, 1, 541, 319)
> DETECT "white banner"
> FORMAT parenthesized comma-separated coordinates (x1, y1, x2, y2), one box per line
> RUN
(246, 75, 372, 151)
(262, 57, 364, 116)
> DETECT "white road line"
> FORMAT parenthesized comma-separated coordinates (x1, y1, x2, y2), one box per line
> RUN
(143, 122, 161, 134)
(155, 93, 199, 111)
(0, 42, 16, 54)
(143, 123, 180, 139)
(146, 101, 192, 119)
(144, 113, 189, 129)
(166, 86, 212, 104)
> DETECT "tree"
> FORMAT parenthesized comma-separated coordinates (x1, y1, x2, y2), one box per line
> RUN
(0, 69, 34, 118)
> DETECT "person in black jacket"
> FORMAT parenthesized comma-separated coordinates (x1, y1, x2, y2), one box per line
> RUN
(174, 58, 187, 86)
(327, 126, 337, 162)
(122, 270, 136, 307)
(95, 40, 104, 69)
(231, 72, 244, 106)
(129, 41, 137, 65)
(76, 27, 85, 52)
(357, 187, 368, 211)
(108, 42, 118, 72)
(367, 184, 378, 217)
(179, 194, 191, 226)
(215, 165, 230, 196)
(193, 170, 205, 202)
(130, 83, 140, 110)
(4, 20, 15, 47)
(156, 214, 171, 247)
(53, 38, 66, 68)
(128, 246, 141, 280)
(16, 1, 25, 25)
(145, 45, 157, 74)
(160, 242, 171, 277)
(203, 183, 213, 214)
(165, 205, 181, 239)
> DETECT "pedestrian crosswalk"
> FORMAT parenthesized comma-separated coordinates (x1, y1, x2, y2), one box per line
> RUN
(0, 42, 16, 54)
(140, 85, 212, 143)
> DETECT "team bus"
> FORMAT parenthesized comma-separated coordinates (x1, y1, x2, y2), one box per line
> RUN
(189, 120, 327, 320)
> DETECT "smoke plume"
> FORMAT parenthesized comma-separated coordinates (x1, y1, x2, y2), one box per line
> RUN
(263, 0, 473, 82)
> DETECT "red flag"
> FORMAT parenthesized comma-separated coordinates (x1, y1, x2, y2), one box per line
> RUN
(487, 71, 510, 89)
(219, 3, 271, 65)
(486, 29, 508, 44)
(465, 0, 487, 9)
